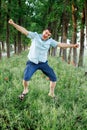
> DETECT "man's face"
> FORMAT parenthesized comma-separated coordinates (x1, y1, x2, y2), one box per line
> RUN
(42, 29, 51, 40)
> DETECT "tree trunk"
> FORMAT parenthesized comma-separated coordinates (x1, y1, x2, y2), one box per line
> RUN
(23, 44, 26, 50)
(85, 0, 87, 46)
(78, 8, 85, 67)
(2, 41, 4, 52)
(6, 14, 10, 58)
(68, 48, 72, 64)
(59, 27, 63, 57)
(51, 21, 58, 56)
(0, 42, 2, 59)
(72, 4, 77, 66)
(17, 0, 22, 54)
(62, 11, 69, 62)
(14, 36, 17, 54)
(47, 1, 57, 56)
(0, 0, 1, 35)
(6, 0, 11, 58)
(0, 0, 2, 50)
(18, 30, 22, 54)
(0, 0, 2, 59)
(51, 47, 57, 56)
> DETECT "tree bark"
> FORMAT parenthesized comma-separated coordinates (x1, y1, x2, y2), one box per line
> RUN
(61, 11, 69, 62)
(17, 0, 22, 54)
(14, 36, 17, 54)
(2, 41, 4, 52)
(6, 0, 12, 58)
(51, 21, 58, 56)
(85, 0, 87, 46)
(68, 48, 72, 64)
(0, 0, 2, 59)
(6, 13, 10, 58)
(78, 8, 85, 67)
(72, 4, 77, 66)
(0, 42, 2, 59)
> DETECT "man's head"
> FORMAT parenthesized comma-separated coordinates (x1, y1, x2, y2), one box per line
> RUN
(42, 29, 52, 40)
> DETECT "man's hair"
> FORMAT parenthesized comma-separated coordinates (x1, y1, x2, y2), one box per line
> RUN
(47, 26, 52, 33)
(43, 26, 52, 33)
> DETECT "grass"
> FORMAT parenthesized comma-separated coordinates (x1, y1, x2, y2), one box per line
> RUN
(0, 50, 87, 130)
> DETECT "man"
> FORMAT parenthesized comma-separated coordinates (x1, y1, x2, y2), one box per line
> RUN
(8, 19, 79, 99)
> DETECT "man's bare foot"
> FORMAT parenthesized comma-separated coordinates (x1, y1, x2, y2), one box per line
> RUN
(22, 89, 29, 94)
(48, 92, 55, 98)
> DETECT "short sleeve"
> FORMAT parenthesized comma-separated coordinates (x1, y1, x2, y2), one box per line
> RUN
(50, 38, 58, 47)
(27, 31, 37, 39)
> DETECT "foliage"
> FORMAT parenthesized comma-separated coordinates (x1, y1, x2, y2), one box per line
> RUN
(0, 0, 85, 40)
(0, 50, 87, 130)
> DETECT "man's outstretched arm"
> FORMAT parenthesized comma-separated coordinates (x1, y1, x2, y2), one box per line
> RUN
(58, 43, 79, 48)
(8, 19, 29, 36)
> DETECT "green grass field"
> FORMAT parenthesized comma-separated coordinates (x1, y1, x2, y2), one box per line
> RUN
(0, 50, 87, 130)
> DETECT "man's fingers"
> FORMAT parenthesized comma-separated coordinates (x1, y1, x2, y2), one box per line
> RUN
(8, 19, 13, 24)
(75, 44, 79, 48)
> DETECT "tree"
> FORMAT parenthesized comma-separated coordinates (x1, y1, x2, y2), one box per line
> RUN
(85, 0, 87, 46)
(61, 10, 70, 62)
(72, 3, 78, 66)
(0, 0, 2, 59)
(17, 0, 22, 54)
(0, 43, 1, 59)
(78, 7, 85, 67)
(6, 0, 11, 58)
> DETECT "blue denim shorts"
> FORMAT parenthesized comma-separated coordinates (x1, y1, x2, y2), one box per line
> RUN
(23, 61, 57, 82)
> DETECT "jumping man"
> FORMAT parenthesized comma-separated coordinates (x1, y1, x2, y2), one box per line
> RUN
(8, 19, 79, 99)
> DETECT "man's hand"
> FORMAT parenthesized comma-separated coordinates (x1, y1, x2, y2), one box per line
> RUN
(73, 44, 79, 48)
(8, 19, 14, 25)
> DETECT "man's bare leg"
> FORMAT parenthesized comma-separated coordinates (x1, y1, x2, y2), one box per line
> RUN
(19, 80, 29, 100)
(22, 80, 29, 94)
(48, 81, 56, 97)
